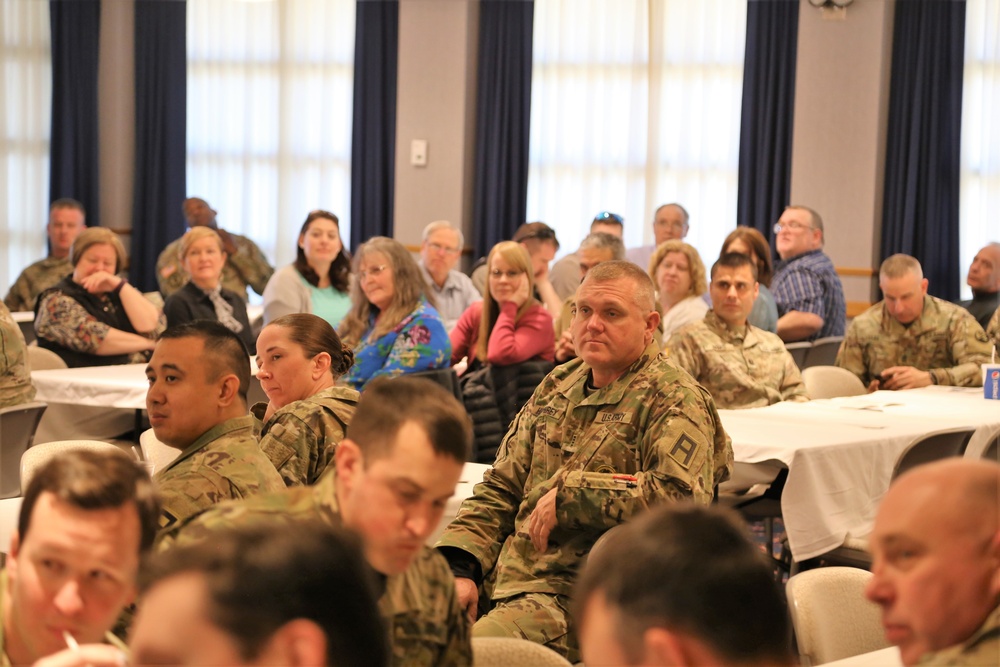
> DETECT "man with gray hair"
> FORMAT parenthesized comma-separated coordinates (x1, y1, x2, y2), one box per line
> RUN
(625, 203, 690, 272)
(959, 242, 1000, 330)
(836, 253, 992, 390)
(417, 220, 481, 331)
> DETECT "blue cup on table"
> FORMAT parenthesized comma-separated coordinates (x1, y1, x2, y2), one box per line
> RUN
(985, 364, 1000, 400)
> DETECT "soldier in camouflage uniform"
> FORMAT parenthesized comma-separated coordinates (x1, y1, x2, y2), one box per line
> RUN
(836, 254, 992, 389)
(437, 261, 733, 663)
(0, 302, 35, 409)
(167, 377, 474, 666)
(3, 198, 85, 312)
(987, 305, 1000, 356)
(668, 253, 808, 408)
(145, 321, 284, 542)
(253, 314, 359, 486)
(156, 197, 274, 300)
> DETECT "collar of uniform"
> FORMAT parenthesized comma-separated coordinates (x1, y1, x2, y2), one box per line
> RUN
(559, 341, 661, 406)
(311, 468, 342, 524)
(159, 414, 258, 473)
(704, 310, 752, 344)
(879, 294, 938, 336)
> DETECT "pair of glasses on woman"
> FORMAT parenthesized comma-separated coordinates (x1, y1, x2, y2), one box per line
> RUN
(358, 264, 389, 280)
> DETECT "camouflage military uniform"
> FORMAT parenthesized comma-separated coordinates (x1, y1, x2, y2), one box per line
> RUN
(0, 303, 35, 409)
(918, 605, 999, 666)
(3, 257, 72, 312)
(156, 231, 274, 300)
(835, 295, 992, 387)
(153, 415, 284, 542)
(987, 306, 1000, 355)
(169, 471, 472, 667)
(257, 385, 359, 486)
(436, 341, 732, 662)
(667, 310, 809, 409)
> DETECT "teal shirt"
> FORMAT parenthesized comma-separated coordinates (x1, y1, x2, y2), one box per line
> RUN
(307, 280, 351, 328)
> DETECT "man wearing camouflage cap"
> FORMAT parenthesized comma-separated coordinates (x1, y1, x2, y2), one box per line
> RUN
(437, 260, 732, 662)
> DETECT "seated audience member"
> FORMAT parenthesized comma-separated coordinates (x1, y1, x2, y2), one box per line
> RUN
(163, 227, 255, 353)
(625, 203, 690, 272)
(262, 210, 352, 329)
(338, 237, 450, 390)
(1, 449, 159, 665)
(35, 227, 161, 368)
(988, 305, 1000, 354)
(575, 504, 795, 667)
(553, 231, 626, 363)
(669, 253, 808, 408)
(157, 197, 274, 300)
(437, 261, 732, 663)
(170, 377, 473, 666)
(145, 321, 284, 541)
(720, 226, 779, 332)
(0, 302, 35, 408)
(417, 220, 481, 331)
(960, 242, 1000, 329)
(471, 222, 562, 314)
(836, 254, 992, 390)
(865, 459, 1000, 667)
(254, 314, 358, 486)
(771, 205, 846, 342)
(4, 198, 86, 312)
(450, 241, 554, 368)
(650, 239, 709, 342)
(550, 211, 625, 301)
(130, 523, 388, 667)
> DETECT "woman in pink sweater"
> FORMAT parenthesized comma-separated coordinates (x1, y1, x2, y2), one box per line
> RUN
(450, 241, 555, 367)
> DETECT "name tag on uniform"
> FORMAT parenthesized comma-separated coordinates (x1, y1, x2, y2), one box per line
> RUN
(597, 411, 632, 424)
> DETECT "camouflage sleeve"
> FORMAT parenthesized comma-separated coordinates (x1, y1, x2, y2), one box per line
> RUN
(834, 319, 870, 384)
(780, 352, 811, 402)
(988, 307, 1000, 352)
(34, 292, 111, 352)
(155, 469, 237, 541)
(933, 314, 992, 387)
(3, 271, 33, 312)
(664, 330, 702, 378)
(434, 572, 473, 667)
(156, 242, 187, 298)
(259, 412, 320, 487)
(228, 237, 274, 297)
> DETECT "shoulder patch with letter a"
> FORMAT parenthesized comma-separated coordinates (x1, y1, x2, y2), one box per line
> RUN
(667, 433, 699, 469)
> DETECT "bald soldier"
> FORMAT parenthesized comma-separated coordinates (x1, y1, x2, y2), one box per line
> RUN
(865, 460, 1000, 666)
(836, 254, 992, 390)
(668, 253, 808, 409)
(437, 261, 732, 663)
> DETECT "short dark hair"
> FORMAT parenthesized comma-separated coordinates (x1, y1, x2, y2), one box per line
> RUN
(159, 320, 251, 403)
(712, 252, 758, 282)
(294, 210, 351, 293)
(349, 376, 471, 464)
(512, 222, 560, 251)
(19, 449, 160, 554)
(575, 504, 792, 665)
(265, 314, 355, 378)
(140, 521, 388, 667)
(50, 198, 85, 216)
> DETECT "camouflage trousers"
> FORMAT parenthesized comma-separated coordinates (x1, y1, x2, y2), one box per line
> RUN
(472, 592, 579, 663)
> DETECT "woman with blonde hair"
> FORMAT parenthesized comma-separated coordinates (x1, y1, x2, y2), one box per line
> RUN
(450, 241, 554, 368)
(720, 227, 778, 332)
(163, 226, 255, 352)
(338, 237, 450, 389)
(649, 239, 708, 342)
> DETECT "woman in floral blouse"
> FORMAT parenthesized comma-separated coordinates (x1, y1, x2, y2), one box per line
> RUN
(338, 237, 450, 389)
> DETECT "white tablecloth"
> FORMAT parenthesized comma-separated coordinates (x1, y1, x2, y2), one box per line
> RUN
(822, 646, 901, 667)
(722, 387, 1000, 560)
(32, 364, 150, 410)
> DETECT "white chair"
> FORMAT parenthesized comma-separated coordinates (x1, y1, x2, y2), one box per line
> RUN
(786, 567, 888, 666)
(0, 402, 49, 498)
(801, 336, 844, 369)
(20, 440, 122, 490)
(26, 346, 67, 370)
(472, 637, 572, 667)
(139, 428, 179, 474)
(801, 366, 866, 399)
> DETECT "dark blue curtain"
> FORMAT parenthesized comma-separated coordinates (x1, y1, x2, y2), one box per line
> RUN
(131, 0, 187, 291)
(350, 0, 399, 250)
(881, 0, 966, 301)
(471, 0, 534, 258)
(49, 0, 102, 227)
(736, 0, 799, 243)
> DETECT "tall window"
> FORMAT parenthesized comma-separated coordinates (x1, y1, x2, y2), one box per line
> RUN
(186, 0, 355, 276)
(527, 0, 747, 262)
(1, 0, 51, 297)
(960, 0, 999, 299)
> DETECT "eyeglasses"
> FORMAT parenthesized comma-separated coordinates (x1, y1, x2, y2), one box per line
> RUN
(656, 220, 688, 232)
(427, 242, 459, 255)
(358, 264, 389, 281)
(593, 211, 624, 225)
(490, 269, 523, 280)
(773, 221, 813, 234)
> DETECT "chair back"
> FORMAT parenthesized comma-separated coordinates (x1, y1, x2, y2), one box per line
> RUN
(892, 428, 976, 480)
(0, 402, 48, 498)
(139, 428, 180, 474)
(20, 440, 122, 490)
(802, 336, 844, 369)
(965, 424, 1000, 462)
(786, 567, 888, 666)
(785, 342, 810, 369)
(801, 365, 866, 399)
(408, 367, 463, 402)
(472, 637, 572, 667)
(27, 346, 67, 370)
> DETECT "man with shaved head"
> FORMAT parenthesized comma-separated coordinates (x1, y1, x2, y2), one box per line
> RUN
(960, 243, 1000, 330)
(865, 459, 999, 666)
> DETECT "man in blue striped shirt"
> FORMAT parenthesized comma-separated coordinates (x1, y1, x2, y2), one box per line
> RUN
(771, 206, 846, 342)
